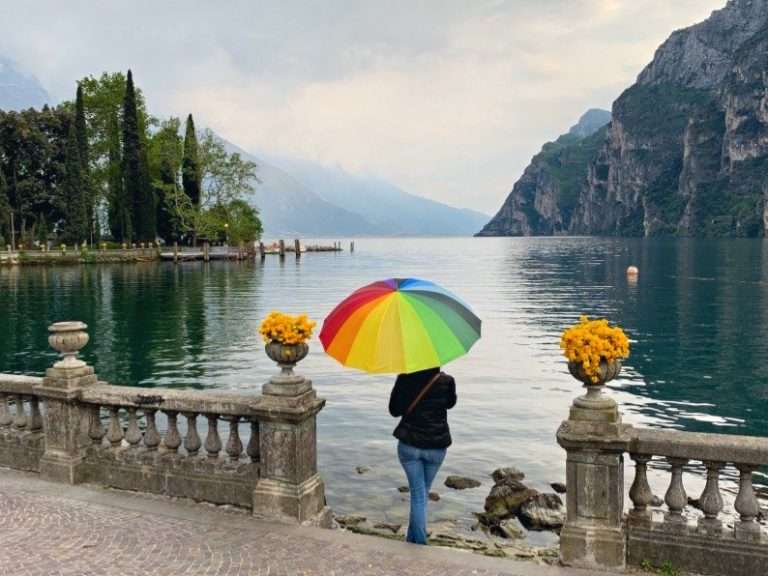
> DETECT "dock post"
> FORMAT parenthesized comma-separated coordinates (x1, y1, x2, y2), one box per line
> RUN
(294, 239, 301, 259)
(203, 242, 210, 262)
(239, 241, 244, 260)
(173, 242, 179, 263)
(350, 241, 355, 253)
(279, 239, 285, 259)
(259, 242, 266, 261)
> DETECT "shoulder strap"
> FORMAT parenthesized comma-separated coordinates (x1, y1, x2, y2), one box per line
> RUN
(405, 371, 443, 416)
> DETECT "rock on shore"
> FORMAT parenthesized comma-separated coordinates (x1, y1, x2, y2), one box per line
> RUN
(445, 475, 482, 490)
(518, 494, 565, 531)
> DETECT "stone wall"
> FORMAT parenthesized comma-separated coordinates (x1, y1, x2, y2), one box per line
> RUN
(0, 321, 329, 526)
(557, 371, 768, 576)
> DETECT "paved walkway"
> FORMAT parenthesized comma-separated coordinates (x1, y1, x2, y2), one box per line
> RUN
(0, 467, 607, 576)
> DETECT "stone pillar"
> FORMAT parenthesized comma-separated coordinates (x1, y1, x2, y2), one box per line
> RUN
(253, 345, 328, 525)
(34, 322, 96, 484)
(556, 382, 631, 570)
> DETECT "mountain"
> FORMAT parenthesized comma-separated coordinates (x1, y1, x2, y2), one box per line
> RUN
(223, 141, 381, 237)
(479, 0, 768, 237)
(0, 59, 50, 111)
(477, 109, 610, 236)
(263, 156, 490, 236)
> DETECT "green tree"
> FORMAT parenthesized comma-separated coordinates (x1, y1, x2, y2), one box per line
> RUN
(222, 199, 262, 244)
(122, 70, 155, 242)
(149, 118, 183, 242)
(79, 72, 151, 241)
(106, 110, 129, 240)
(75, 83, 96, 244)
(0, 107, 69, 245)
(165, 129, 259, 242)
(182, 114, 201, 207)
(0, 168, 8, 246)
(61, 121, 88, 244)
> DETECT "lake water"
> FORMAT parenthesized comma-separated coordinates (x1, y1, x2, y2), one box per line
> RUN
(1, 237, 767, 539)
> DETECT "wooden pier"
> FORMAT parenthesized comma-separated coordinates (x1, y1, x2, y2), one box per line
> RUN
(161, 240, 348, 263)
(1, 239, 354, 266)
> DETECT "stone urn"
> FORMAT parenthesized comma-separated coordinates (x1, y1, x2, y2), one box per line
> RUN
(48, 321, 89, 369)
(263, 341, 311, 396)
(568, 358, 621, 411)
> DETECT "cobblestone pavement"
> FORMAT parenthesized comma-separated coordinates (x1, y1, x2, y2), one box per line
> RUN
(0, 468, 602, 576)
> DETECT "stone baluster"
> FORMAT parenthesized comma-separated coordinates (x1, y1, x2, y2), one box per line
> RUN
(247, 419, 260, 462)
(0, 393, 12, 428)
(698, 461, 724, 531)
(184, 413, 201, 455)
(13, 394, 26, 429)
(225, 416, 243, 461)
(629, 454, 654, 519)
(143, 410, 161, 451)
(204, 414, 222, 459)
(28, 397, 43, 431)
(163, 411, 181, 453)
(124, 407, 142, 448)
(88, 405, 105, 445)
(664, 458, 688, 522)
(107, 406, 124, 447)
(734, 464, 761, 540)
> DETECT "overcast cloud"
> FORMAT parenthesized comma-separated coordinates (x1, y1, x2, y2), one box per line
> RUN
(0, 0, 724, 212)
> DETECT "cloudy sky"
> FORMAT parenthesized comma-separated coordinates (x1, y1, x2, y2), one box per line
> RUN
(0, 0, 724, 213)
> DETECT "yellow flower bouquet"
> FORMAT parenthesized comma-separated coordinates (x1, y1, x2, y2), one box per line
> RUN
(259, 311, 316, 345)
(560, 316, 630, 384)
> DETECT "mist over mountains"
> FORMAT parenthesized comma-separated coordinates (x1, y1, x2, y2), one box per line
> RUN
(0, 59, 50, 111)
(1, 58, 487, 238)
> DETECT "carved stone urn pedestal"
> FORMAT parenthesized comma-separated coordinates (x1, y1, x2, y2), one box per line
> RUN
(557, 358, 631, 571)
(36, 321, 98, 484)
(254, 340, 330, 526)
(262, 341, 311, 397)
(566, 359, 622, 435)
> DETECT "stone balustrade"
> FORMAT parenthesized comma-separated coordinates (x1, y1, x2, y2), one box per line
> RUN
(0, 321, 329, 526)
(557, 377, 768, 576)
(625, 428, 767, 575)
(0, 375, 46, 471)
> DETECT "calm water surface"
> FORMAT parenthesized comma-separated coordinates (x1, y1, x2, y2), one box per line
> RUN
(2, 237, 767, 533)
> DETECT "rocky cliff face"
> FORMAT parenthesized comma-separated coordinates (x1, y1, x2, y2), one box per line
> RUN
(481, 0, 768, 237)
(477, 109, 609, 236)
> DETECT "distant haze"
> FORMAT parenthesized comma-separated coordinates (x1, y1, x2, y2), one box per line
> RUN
(0, 0, 724, 212)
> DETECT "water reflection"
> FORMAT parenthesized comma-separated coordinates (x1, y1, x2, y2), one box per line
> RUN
(1, 238, 766, 522)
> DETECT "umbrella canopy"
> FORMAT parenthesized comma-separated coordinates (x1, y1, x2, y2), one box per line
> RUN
(320, 278, 481, 374)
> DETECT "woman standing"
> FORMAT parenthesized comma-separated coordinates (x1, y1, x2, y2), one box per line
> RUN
(389, 366, 457, 545)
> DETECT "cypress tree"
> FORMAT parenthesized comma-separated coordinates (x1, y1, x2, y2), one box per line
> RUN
(62, 121, 87, 244)
(182, 113, 201, 206)
(74, 83, 94, 243)
(122, 70, 155, 242)
(0, 169, 8, 245)
(107, 110, 130, 241)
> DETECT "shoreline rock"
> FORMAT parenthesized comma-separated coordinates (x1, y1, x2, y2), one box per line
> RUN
(445, 475, 481, 490)
(550, 482, 566, 494)
(492, 467, 525, 483)
(517, 494, 565, 531)
(484, 477, 538, 518)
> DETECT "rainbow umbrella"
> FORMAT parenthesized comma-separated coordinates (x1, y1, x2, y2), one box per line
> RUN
(320, 278, 481, 374)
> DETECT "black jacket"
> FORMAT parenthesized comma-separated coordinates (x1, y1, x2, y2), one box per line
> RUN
(389, 368, 457, 449)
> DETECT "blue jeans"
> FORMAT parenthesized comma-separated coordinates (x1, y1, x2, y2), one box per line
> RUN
(397, 441, 447, 544)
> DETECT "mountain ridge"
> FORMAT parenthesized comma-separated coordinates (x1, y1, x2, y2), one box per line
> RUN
(479, 0, 768, 238)
(0, 59, 50, 111)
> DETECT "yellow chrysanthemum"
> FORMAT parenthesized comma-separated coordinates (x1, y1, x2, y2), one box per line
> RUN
(259, 311, 316, 345)
(560, 316, 630, 383)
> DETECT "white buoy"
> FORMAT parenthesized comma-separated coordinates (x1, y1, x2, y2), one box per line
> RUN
(626, 266, 639, 277)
